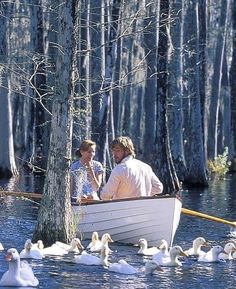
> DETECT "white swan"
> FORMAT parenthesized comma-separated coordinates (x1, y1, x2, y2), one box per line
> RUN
(20, 239, 44, 260)
(74, 234, 113, 266)
(0, 248, 39, 287)
(152, 239, 170, 265)
(153, 245, 187, 267)
(137, 238, 159, 256)
(86, 231, 101, 250)
(144, 260, 163, 275)
(198, 245, 225, 262)
(74, 250, 107, 266)
(33, 240, 44, 250)
(41, 242, 68, 256)
(184, 237, 208, 257)
(0, 242, 4, 251)
(33, 239, 77, 256)
(218, 242, 236, 260)
(108, 259, 138, 274)
(55, 237, 84, 253)
(88, 233, 113, 253)
(107, 259, 162, 275)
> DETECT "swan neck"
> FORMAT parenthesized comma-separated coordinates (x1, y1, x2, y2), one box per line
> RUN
(9, 259, 20, 276)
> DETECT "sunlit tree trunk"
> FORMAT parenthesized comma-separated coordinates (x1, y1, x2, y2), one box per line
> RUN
(10, 1, 32, 166)
(0, 87, 18, 178)
(207, 0, 230, 159)
(33, 0, 78, 244)
(218, 50, 232, 155)
(0, 2, 18, 178)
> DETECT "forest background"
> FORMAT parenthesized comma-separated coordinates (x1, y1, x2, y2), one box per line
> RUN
(0, 0, 236, 197)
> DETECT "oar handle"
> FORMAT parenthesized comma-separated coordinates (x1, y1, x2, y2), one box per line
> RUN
(181, 208, 236, 227)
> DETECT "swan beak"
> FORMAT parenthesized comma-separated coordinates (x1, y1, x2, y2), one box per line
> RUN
(203, 241, 210, 248)
(77, 242, 84, 250)
(156, 265, 164, 272)
(108, 236, 114, 243)
(231, 246, 236, 253)
(5, 252, 13, 262)
(180, 251, 188, 257)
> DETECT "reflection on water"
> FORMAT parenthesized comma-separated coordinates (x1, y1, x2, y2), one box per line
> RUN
(0, 173, 44, 194)
(0, 174, 236, 288)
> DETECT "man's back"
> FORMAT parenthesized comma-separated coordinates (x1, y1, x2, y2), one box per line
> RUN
(100, 156, 163, 200)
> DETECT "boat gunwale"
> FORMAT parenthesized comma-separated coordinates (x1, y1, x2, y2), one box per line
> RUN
(72, 194, 182, 207)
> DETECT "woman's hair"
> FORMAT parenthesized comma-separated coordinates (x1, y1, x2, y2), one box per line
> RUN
(111, 136, 136, 157)
(76, 140, 96, 157)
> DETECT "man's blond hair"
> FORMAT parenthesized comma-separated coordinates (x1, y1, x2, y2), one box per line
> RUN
(111, 136, 136, 157)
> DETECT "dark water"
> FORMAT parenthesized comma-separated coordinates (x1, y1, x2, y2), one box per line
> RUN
(1, 174, 236, 288)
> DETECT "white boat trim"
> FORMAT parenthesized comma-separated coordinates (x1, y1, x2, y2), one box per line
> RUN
(72, 195, 182, 247)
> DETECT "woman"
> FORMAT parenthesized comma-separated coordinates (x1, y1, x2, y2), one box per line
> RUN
(70, 140, 104, 202)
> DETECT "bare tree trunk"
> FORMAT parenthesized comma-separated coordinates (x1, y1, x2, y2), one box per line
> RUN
(198, 0, 207, 162)
(230, 0, 236, 155)
(9, 1, 33, 167)
(80, 0, 91, 139)
(167, 0, 186, 181)
(143, 1, 159, 161)
(33, 0, 78, 244)
(207, 0, 230, 159)
(0, 2, 18, 178)
(120, 1, 135, 135)
(155, 0, 180, 193)
(182, 0, 207, 186)
(218, 48, 231, 155)
(29, 0, 47, 173)
(90, 0, 108, 166)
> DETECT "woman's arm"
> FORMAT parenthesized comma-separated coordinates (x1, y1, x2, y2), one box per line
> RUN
(86, 162, 103, 191)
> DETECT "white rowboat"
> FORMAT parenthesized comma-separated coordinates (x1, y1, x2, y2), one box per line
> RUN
(73, 195, 182, 247)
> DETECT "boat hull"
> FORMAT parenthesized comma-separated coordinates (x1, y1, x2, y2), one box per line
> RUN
(73, 196, 182, 247)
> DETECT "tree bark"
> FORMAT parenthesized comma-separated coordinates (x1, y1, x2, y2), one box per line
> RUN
(230, 0, 236, 155)
(182, 0, 208, 186)
(33, 0, 78, 244)
(143, 1, 159, 161)
(167, 0, 186, 181)
(207, 0, 230, 159)
(155, 0, 180, 193)
(0, 2, 18, 178)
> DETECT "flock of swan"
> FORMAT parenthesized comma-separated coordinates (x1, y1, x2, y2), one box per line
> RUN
(0, 233, 235, 287)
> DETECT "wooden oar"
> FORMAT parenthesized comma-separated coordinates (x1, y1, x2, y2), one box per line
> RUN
(0, 191, 42, 199)
(181, 207, 236, 227)
(1, 190, 236, 227)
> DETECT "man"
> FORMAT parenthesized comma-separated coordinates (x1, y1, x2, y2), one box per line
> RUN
(100, 136, 163, 200)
